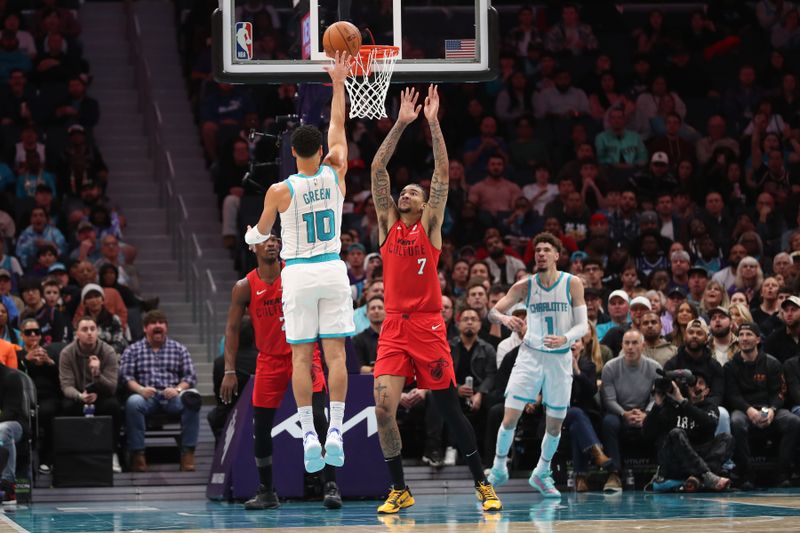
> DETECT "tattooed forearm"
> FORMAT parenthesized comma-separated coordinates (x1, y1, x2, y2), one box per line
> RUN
(427, 119, 449, 210)
(371, 121, 407, 212)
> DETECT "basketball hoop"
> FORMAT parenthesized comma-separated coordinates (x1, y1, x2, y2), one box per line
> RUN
(343, 45, 399, 120)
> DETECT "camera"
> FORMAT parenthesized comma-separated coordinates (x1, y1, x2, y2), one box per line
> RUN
(653, 368, 696, 395)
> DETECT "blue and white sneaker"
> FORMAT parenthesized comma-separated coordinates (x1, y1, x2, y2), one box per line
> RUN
(529, 470, 561, 498)
(487, 463, 509, 487)
(303, 432, 325, 473)
(324, 428, 344, 467)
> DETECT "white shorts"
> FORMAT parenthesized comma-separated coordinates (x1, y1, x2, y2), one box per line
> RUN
(504, 343, 572, 419)
(281, 259, 355, 344)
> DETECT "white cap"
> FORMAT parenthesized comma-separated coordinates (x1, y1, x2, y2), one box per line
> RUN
(651, 151, 669, 165)
(81, 283, 104, 301)
(629, 296, 652, 310)
(608, 289, 630, 304)
(509, 303, 527, 315)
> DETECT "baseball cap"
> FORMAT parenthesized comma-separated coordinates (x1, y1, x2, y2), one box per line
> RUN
(77, 220, 93, 231)
(688, 265, 709, 278)
(651, 151, 669, 165)
(791, 251, 800, 261)
(589, 213, 608, 225)
(48, 262, 67, 274)
(81, 283, 104, 301)
(584, 287, 601, 299)
(738, 322, 761, 337)
(347, 243, 366, 254)
(570, 251, 588, 262)
(67, 124, 85, 135)
(364, 252, 381, 264)
(639, 211, 658, 224)
(687, 317, 709, 335)
(0, 269, 10, 279)
(629, 296, 652, 310)
(782, 295, 800, 309)
(608, 289, 629, 304)
(708, 306, 730, 318)
(509, 303, 527, 316)
(668, 286, 687, 298)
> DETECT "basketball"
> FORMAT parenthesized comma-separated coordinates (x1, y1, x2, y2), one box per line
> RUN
(322, 21, 361, 58)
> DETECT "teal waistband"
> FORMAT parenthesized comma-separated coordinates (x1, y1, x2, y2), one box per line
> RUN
(285, 253, 340, 266)
(522, 342, 570, 354)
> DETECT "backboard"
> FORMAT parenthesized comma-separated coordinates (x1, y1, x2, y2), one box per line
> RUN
(212, 0, 498, 84)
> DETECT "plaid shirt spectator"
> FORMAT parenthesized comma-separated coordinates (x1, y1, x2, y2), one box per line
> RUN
(120, 337, 196, 390)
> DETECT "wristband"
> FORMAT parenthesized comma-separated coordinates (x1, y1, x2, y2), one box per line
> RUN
(224, 370, 237, 375)
(244, 225, 269, 245)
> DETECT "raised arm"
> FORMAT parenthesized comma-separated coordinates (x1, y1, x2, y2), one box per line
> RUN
(219, 278, 250, 404)
(421, 85, 448, 249)
(371, 87, 421, 243)
(323, 51, 350, 190)
(245, 182, 289, 245)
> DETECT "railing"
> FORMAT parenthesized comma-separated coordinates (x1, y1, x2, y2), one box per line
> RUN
(124, 0, 220, 361)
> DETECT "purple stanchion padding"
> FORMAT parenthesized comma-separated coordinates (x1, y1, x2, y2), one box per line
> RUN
(207, 374, 389, 500)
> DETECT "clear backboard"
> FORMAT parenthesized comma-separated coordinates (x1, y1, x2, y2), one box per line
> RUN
(212, 0, 498, 84)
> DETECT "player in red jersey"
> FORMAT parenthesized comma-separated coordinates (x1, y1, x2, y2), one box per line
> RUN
(220, 235, 341, 510)
(370, 86, 502, 514)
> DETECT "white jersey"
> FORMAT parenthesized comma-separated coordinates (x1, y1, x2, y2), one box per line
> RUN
(523, 271, 575, 354)
(280, 164, 343, 262)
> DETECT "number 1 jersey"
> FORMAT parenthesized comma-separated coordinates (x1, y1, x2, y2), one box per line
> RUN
(381, 221, 442, 314)
(280, 164, 343, 262)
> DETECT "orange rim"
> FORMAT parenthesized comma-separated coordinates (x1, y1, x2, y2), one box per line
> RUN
(351, 45, 399, 77)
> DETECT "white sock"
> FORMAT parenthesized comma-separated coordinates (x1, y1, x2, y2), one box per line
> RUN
(494, 426, 515, 467)
(534, 432, 560, 476)
(329, 401, 345, 433)
(298, 406, 315, 436)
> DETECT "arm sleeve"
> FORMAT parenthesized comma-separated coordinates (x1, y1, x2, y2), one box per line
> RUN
(564, 305, 588, 346)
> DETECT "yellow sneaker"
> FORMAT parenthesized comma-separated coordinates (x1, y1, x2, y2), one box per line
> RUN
(476, 481, 503, 512)
(377, 486, 415, 514)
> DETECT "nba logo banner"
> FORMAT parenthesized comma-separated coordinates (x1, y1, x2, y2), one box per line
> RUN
(235, 22, 253, 60)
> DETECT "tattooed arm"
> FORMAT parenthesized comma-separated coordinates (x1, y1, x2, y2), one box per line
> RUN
(371, 87, 420, 243)
(421, 85, 449, 249)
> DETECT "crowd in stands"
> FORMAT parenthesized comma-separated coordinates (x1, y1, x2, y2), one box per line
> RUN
(184, 1, 800, 492)
(0, 1, 204, 507)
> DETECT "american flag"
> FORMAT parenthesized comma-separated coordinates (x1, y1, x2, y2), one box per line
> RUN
(444, 39, 476, 59)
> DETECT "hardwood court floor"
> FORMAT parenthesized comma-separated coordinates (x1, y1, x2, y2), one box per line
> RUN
(5, 490, 800, 532)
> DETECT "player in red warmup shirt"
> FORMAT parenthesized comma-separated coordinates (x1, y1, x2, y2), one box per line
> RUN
(370, 86, 502, 514)
(220, 235, 341, 510)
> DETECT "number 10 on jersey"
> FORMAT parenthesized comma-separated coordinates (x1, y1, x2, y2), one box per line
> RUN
(302, 209, 335, 243)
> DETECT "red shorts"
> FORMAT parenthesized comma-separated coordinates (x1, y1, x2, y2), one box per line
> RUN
(252, 351, 326, 408)
(374, 312, 455, 390)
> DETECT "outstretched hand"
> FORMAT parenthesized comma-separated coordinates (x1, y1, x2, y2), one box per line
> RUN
(323, 50, 352, 84)
(397, 87, 422, 125)
(423, 84, 439, 122)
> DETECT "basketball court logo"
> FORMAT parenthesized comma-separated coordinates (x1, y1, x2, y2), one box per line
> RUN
(235, 22, 253, 60)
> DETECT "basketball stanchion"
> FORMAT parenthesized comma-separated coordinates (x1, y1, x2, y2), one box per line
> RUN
(342, 45, 400, 120)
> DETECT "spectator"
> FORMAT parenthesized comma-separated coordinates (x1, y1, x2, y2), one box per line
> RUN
(353, 296, 384, 374)
(352, 279, 384, 335)
(723, 65, 764, 134)
(462, 116, 509, 183)
(27, 244, 59, 280)
(711, 244, 747, 291)
(467, 156, 521, 222)
(629, 153, 678, 205)
(764, 295, 800, 363)
(508, 118, 550, 183)
(494, 71, 533, 131)
(751, 277, 783, 336)
(757, 0, 795, 30)
(595, 108, 648, 169)
(78, 283, 128, 354)
(708, 306, 739, 366)
(16, 149, 57, 199)
(0, 30, 31, 82)
(505, 5, 541, 57)
(601, 329, 661, 492)
(483, 232, 525, 286)
(0, 360, 26, 505)
(71, 261, 128, 330)
(647, 114, 697, 172)
(641, 310, 677, 366)
(54, 77, 99, 133)
(33, 2, 81, 39)
(0, 300, 20, 348)
(32, 32, 86, 86)
(39, 277, 71, 343)
(534, 69, 590, 120)
(120, 310, 198, 473)
(602, 295, 651, 357)
(696, 115, 740, 166)
(544, 3, 598, 56)
(687, 266, 709, 309)
(19, 277, 68, 344)
(633, 76, 687, 138)
(608, 188, 640, 248)
(729, 256, 764, 302)
(346, 243, 367, 296)
(596, 289, 630, 341)
(726, 322, 800, 489)
(199, 83, 254, 162)
(0, 272, 20, 322)
(589, 71, 634, 127)
(59, 316, 122, 473)
(16, 207, 66, 268)
(495, 304, 526, 369)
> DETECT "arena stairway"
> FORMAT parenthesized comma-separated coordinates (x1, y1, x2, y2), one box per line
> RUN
(80, 1, 238, 396)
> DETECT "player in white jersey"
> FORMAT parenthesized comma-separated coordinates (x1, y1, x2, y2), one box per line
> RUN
(244, 52, 354, 473)
(486, 232, 588, 497)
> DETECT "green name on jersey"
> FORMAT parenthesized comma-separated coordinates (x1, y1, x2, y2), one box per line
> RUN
(303, 188, 331, 204)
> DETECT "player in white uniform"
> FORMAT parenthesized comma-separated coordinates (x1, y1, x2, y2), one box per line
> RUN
(245, 52, 354, 473)
(486, 232, 587, 497)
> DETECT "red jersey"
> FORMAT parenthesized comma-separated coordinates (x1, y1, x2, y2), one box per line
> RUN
(246, 269, 291, 357)
(380, 220, 442, 314)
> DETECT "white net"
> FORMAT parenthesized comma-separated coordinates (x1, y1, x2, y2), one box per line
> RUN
(344, 47, 399, 120)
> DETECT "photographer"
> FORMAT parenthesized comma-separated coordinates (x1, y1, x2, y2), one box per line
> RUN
(644, 369, 732, 491)
(725, 322, 800, 489)
(663, 318, 729, 434)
